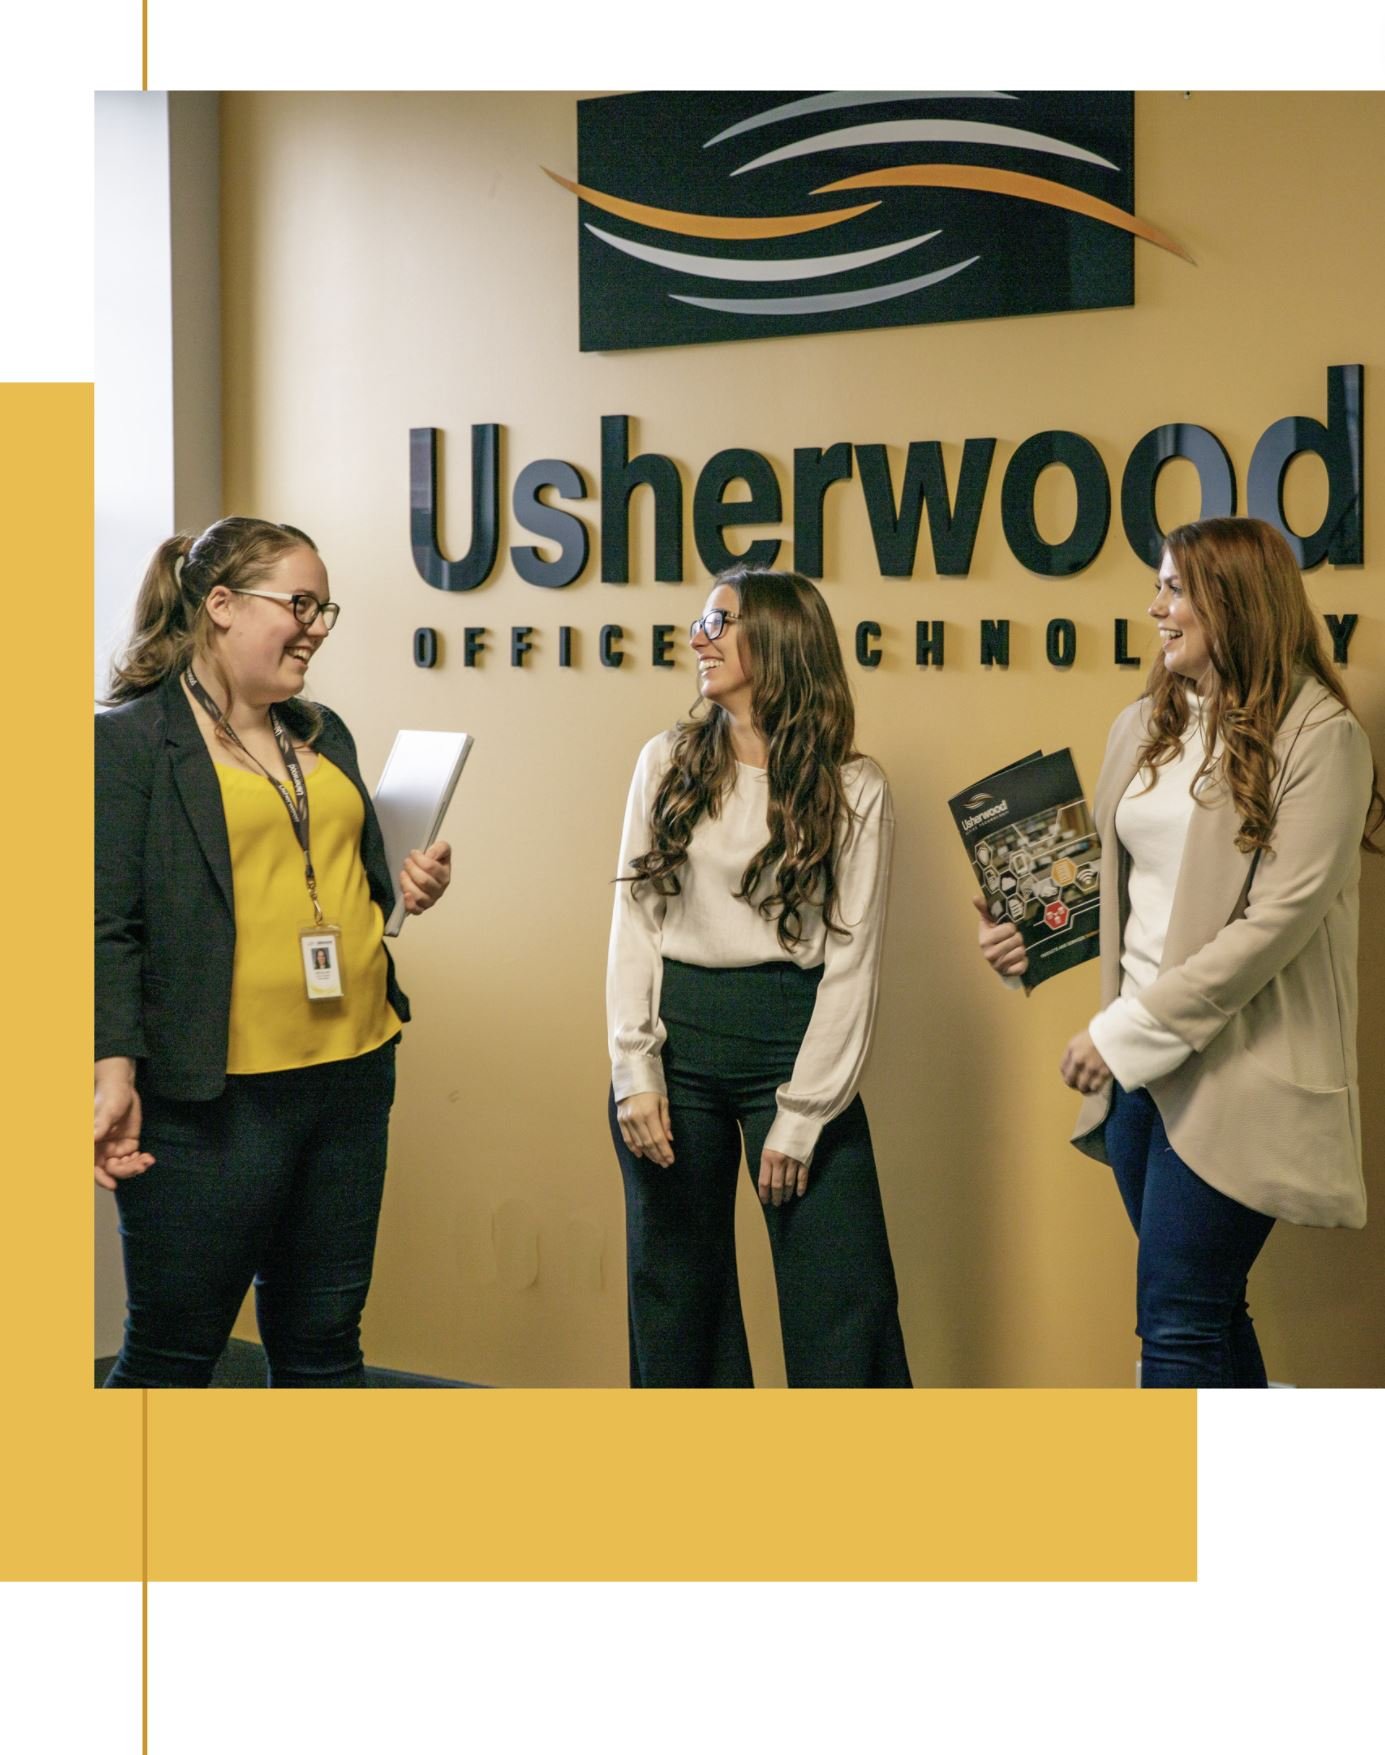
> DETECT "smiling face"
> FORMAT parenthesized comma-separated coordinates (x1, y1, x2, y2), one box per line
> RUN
(207, 545, 332, 705)
(690, 581, 753, 718)
(1150, 547, 1214, 690)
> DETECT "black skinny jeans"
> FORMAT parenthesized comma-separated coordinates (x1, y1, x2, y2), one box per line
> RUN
(105, 1038, 397, 1388)
(611, 959, 912, 1389)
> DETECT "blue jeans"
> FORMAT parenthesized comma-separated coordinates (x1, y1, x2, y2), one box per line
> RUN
(104, 1038, 398, 1388)
(1104, 1082, 1275, 1389)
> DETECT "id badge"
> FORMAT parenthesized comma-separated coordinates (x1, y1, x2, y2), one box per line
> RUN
(300, 925, 345, 1001)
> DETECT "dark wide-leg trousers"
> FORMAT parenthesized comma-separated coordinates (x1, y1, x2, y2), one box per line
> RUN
(1104, 1082, 1276, 1389)
(611, 959, 912, 1389)
(104, 1037, 398, 1389)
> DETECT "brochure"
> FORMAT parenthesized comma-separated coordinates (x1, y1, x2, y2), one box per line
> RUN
(948, 747, 1100, 990)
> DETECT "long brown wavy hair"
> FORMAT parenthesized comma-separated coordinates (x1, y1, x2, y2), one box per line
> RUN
(105, 516, 323, 744)
(1138, 515, 1382, 853)
(626, 567, 863, 950)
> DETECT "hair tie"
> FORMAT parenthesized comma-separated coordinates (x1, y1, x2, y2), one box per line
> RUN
(173, 553, 186, 588)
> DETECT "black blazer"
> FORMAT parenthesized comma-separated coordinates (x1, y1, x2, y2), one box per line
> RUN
(95, 670, 411, 1100)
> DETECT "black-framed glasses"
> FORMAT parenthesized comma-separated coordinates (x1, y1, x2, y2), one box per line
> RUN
(231, 588, 340, 630)
(690, 608, 741, 641)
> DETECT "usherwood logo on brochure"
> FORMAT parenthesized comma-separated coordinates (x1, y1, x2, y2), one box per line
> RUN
(961, 799, 1011, 832)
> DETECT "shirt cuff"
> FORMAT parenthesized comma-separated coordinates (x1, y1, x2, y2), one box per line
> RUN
(1089, 996, 1193, 1091)
(611, 1055, 666, 1102)
(765, 1108, 821, 1168)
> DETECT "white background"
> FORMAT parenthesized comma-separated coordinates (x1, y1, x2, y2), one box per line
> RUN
(5, 6, 1382, 1750)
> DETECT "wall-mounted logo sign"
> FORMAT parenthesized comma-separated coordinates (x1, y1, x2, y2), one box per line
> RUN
(410, 366, 1362, 590)
(548, 90, 1190, 352)
(407, 366, 1365, 677)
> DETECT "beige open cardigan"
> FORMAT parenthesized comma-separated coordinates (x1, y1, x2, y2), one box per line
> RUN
(1071, 675, 1374, 1228)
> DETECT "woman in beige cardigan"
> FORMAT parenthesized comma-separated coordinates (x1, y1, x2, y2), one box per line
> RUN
(976, 516, 1381, 1387)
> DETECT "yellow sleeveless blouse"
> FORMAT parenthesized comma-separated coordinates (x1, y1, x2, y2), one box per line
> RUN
(215, 755, 401, 1074)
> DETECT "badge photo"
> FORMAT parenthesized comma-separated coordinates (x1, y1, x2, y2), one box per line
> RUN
(300, 927, 345, 1001)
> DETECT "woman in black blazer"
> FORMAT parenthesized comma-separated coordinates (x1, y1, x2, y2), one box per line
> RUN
(96, 516, 451, 1387)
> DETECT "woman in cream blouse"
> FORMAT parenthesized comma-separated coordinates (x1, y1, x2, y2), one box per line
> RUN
(977, 516, 1381, 1387)
(95, 516, 451, 1387)
(607, 567, 911, 1388)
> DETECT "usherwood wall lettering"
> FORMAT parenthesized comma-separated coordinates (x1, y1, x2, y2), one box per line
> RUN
(406, 364, 1364, 671)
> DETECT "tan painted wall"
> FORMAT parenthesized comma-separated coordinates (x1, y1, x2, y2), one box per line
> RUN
(220, 91, 1385, 1386)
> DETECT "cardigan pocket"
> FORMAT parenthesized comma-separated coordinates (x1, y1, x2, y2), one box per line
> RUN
(1153, 1034, 1363, 1227)
(1240, 1042, 1348, 1098)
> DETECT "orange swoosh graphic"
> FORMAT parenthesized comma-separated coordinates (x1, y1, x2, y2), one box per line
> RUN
(542, 168, 878, 240)
(815, 165, 1195, 264)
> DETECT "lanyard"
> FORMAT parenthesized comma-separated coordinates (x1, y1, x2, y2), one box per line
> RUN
(185, 667, 325, 926)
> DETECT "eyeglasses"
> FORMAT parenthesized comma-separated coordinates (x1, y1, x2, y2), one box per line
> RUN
(690, 609, 742, 641)
(231, 588, 340, 630)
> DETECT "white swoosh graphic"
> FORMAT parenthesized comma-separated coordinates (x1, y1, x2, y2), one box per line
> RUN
(733, 122, 1120, 176)
(703, 92, 1015, 148)
(585, 221, 941, 282)
(670, 257, 980, 315)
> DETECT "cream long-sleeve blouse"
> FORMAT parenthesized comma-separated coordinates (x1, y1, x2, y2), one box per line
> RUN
(606, 731, 894, 1165)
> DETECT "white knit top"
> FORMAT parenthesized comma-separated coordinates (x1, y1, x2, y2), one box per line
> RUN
(606, 731, 893, 1165)
(1088, 696, 1211, 1089)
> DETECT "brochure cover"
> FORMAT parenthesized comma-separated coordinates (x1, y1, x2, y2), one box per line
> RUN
(948, 748, 1101, 990)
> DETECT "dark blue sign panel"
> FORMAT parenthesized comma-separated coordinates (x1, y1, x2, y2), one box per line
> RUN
(564, 91, 1180, 353)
